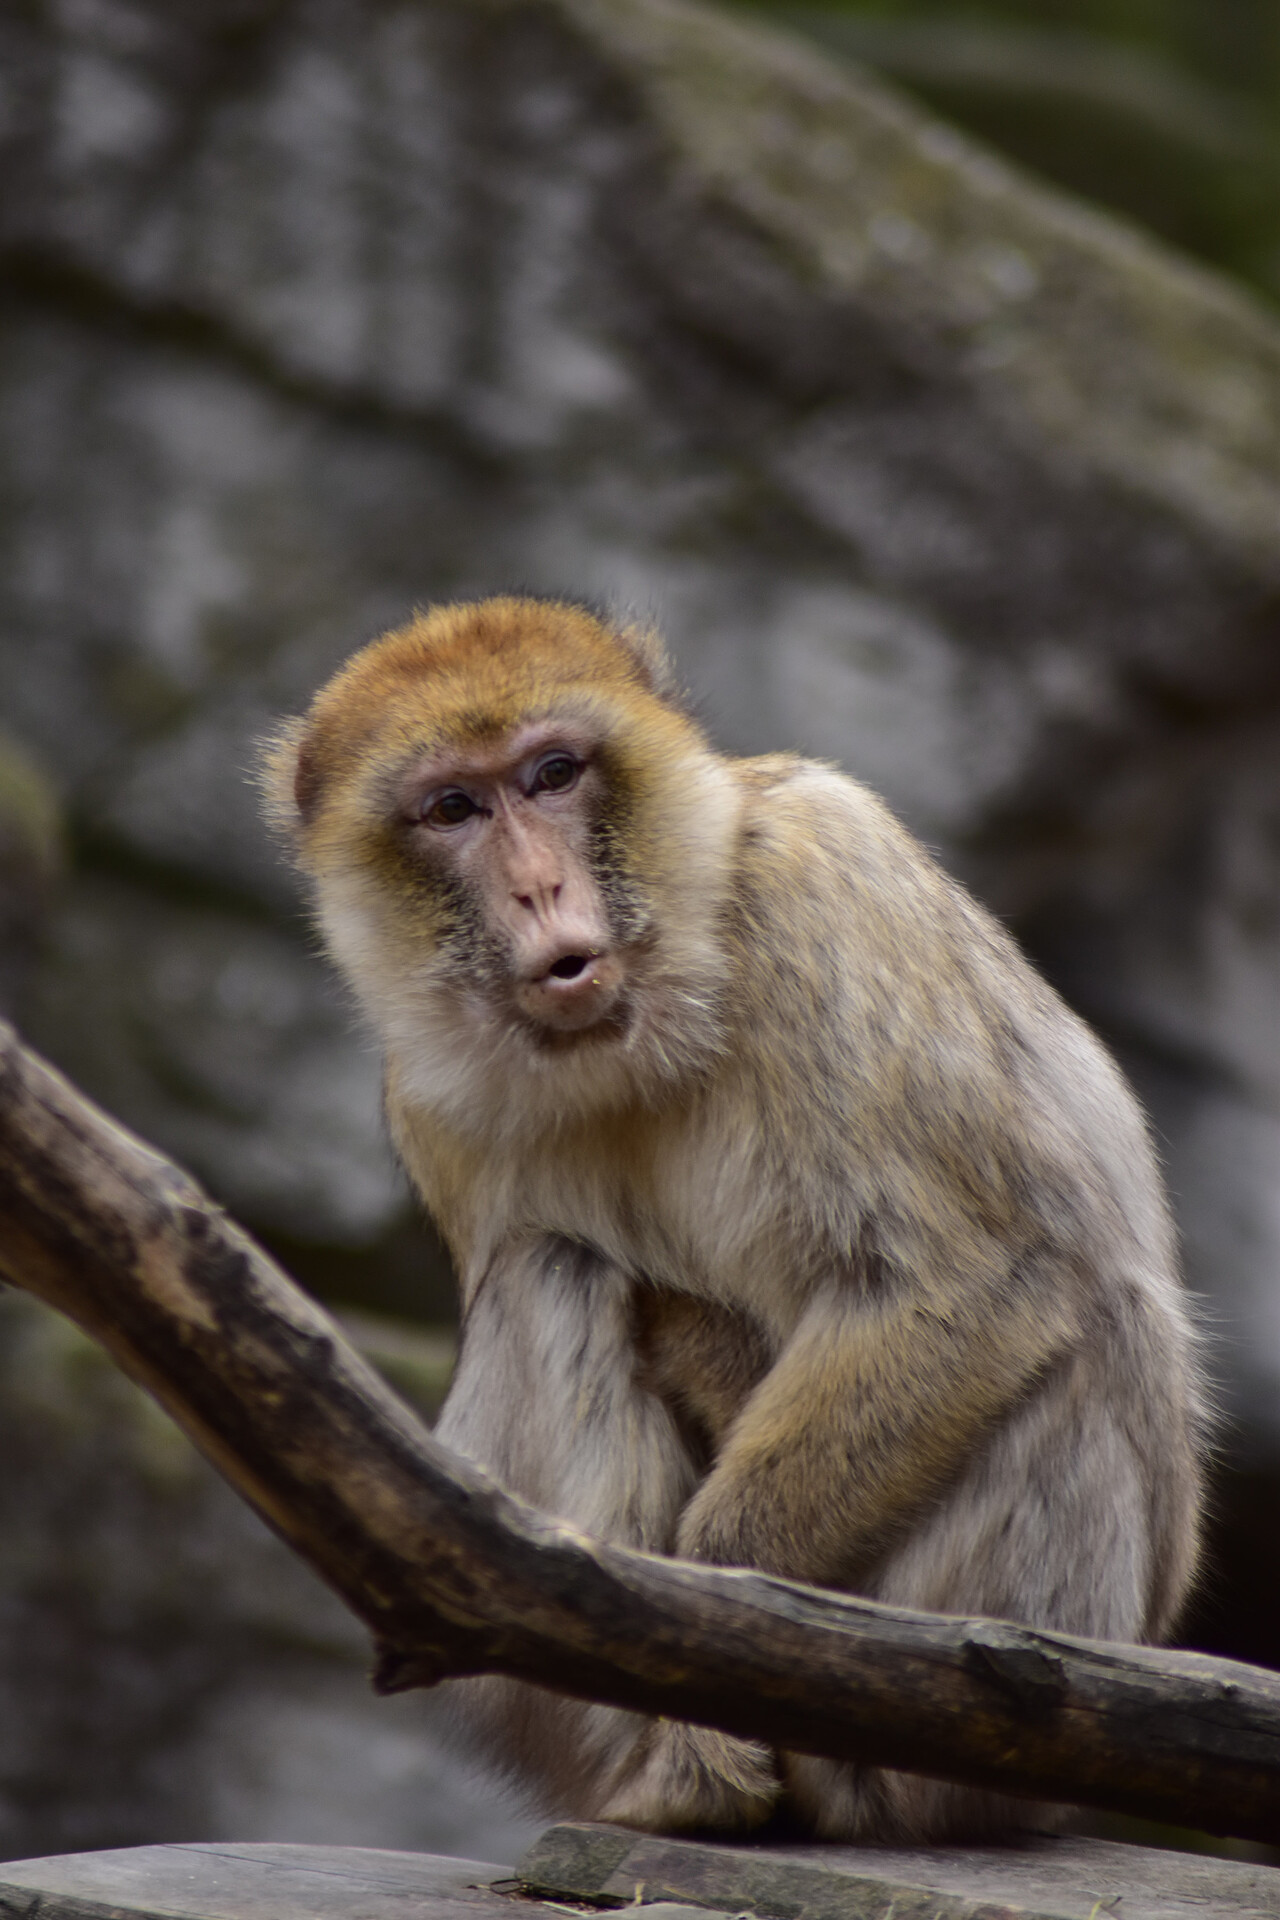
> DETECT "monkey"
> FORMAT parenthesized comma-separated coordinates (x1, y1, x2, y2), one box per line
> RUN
(263, 594, 1206, 1843)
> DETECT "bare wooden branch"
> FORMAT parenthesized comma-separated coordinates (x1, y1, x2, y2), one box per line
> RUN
(0, 1019, 1277, 1844)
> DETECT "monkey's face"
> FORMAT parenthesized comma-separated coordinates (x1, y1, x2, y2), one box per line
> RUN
(266, 599, 744, 1124)
(396, 719, 632, 1040)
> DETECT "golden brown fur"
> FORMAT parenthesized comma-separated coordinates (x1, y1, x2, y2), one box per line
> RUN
(632, 1289, 773, 1472)
(266, 596, 1206, 1842)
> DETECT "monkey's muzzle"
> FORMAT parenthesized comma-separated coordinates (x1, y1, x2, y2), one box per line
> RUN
(516, 948, 625, 1033)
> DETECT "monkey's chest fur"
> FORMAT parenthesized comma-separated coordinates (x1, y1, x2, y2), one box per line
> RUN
(419, 1083, 815, 1309)
(415, 1093, 801, 1463)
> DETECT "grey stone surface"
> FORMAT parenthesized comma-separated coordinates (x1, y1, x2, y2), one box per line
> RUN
(520, 1820, 1280, 1920)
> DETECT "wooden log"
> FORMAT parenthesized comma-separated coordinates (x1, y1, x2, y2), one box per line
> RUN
(0, 1018, 1278, 1844)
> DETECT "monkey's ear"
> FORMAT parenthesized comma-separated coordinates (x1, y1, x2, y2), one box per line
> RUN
(614, 620, 680, 702)
(256, 717, 315, 840)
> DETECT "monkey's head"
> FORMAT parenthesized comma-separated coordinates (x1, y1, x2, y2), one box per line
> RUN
(263, 598, 741, 1128)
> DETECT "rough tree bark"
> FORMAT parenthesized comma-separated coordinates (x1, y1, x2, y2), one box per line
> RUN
(0, 1019, 1276, 1845)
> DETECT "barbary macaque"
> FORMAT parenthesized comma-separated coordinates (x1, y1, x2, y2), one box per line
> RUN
(264, 596, 1205, 1842)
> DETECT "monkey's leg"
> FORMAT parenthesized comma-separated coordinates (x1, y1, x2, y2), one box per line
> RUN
(435, 1237, 758, 1819)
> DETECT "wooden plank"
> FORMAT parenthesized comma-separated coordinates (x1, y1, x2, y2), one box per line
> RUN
(6, 1830, 1279, 1920)
(0, 1842, 514, 1920)
(518, 1821, 1280, 1920)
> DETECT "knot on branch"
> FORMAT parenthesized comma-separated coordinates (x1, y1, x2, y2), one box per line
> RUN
(963, 1624, 1068, 1717)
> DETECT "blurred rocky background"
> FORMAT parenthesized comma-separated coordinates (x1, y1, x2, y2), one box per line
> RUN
(2, 0, 1280, 1867)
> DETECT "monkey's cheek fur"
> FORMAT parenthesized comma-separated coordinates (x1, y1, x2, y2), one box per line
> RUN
(514, 952, 626, 1033)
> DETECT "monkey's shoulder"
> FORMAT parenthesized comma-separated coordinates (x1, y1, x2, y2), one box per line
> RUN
(733, 754, 934, 869)
(728, 755, 999, 964)
(723, 755, 1121, 1110)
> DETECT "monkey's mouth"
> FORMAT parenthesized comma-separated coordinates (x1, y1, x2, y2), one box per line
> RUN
(547, 954, 590, 981)
(515, 947, 625, 1032)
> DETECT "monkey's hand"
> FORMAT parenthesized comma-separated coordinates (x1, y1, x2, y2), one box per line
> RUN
(595, 1720, 779, 1834)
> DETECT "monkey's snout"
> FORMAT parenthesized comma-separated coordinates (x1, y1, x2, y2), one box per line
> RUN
(516, 946, 623, 1032)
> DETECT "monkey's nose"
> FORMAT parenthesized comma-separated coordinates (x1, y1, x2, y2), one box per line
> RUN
(513, 881, 563, 920)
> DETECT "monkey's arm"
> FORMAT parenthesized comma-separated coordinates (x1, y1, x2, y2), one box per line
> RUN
(673, 1264, 1080, 1586)
(598, 1256, 1080, 1833)
(436, 1237, 783, 1828)
(436, 1236, 697, 1548)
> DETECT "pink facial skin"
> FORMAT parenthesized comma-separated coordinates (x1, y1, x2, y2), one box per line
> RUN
(401, 724, 625, 1035)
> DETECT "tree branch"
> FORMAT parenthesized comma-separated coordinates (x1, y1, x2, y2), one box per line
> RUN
(0, 1020, 1276, 1844)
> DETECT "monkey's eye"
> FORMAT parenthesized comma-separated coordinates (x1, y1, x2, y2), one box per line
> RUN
(531, 754, 579, 795)
(423, 790, 478, 829)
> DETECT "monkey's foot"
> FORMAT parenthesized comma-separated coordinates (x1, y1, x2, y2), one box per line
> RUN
(596, 1721, 779, 1834)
